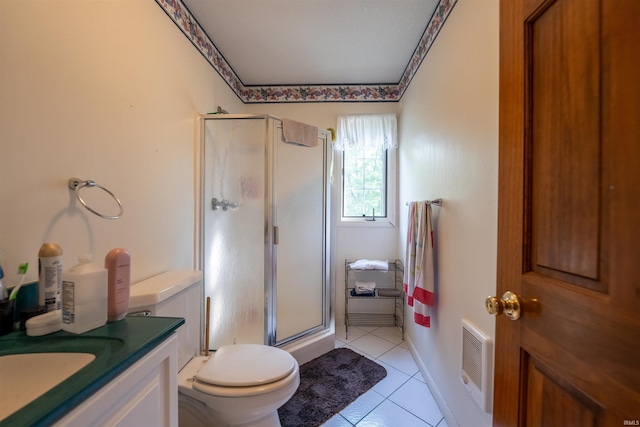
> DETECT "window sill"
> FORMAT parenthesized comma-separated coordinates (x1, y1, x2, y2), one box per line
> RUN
(337, 219, 396, 228)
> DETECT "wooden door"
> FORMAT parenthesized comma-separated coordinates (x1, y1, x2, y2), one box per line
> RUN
(494, 0, 640, 425)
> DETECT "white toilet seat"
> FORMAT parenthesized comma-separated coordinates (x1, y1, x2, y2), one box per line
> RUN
(182, 344, 299, 398)
(193, 365, 299, 397)
(196, 344, 296, 387)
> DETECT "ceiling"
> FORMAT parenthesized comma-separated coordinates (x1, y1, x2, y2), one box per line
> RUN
(183, 0, 439, 86)
(159, 0, 458, 102)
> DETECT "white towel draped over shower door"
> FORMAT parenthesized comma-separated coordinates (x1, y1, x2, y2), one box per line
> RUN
(403, 201, 435, 327)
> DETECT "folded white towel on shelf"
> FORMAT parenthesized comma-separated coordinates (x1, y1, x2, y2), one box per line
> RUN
(355, 281, 376, 294)
(349, 259, 389, 270)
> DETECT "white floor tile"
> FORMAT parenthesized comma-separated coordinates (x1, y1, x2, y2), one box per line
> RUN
(378, 335, 404, 346)
(412, 371, 426, 384)
(321, 413, 354, 427)
(388, 378, 443, 426)
(340, 389, 386, 425)
(356, 400, 430, 427)
(353, 325, 380, 332)
(378, 346, 419, 376)
(371, 326, 404, 345)
(336, 325, 368, 342)
(371, 326, 403, 337)
(348, 334, 397, 358)
(371, 361, 411, 397)
(322, 326, 446, 427)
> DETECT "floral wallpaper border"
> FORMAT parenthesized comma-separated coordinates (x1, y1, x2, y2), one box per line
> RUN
(155, 0, 457, 103)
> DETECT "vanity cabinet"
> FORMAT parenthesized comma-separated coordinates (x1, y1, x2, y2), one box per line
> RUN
(56, 333, 178, 427)
(344, 260, 404, 339)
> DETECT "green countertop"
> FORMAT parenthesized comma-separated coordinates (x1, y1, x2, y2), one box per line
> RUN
(0, 315, 184, 427)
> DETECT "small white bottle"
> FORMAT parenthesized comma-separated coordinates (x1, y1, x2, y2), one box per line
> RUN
(61, 255, 107, 334)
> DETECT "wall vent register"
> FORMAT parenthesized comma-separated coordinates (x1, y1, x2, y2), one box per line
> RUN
(460, 318, 493, 413)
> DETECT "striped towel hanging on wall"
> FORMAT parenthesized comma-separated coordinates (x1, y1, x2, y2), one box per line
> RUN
(403, 201, 436, 327)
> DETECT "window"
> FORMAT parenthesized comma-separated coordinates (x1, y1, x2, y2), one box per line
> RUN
(342, 145, 387, 218)
(336, 114, 397, 226)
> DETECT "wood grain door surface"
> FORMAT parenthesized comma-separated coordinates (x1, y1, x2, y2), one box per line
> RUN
(495, 0, 640, 425)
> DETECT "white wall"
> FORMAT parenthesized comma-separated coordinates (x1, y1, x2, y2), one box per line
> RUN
(0, 0, 242, 285)
(397, 1, 499, 426)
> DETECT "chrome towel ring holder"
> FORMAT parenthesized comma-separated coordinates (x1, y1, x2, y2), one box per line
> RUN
(68, 178, 123, 220)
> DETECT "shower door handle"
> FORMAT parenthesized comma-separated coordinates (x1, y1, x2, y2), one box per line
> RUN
(273, 226, 279, 245)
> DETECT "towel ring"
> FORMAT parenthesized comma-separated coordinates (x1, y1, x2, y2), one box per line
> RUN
(68, 178, 123, 220)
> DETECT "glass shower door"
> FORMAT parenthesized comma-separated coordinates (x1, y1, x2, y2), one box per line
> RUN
(203, 118, 266, 349)
(273, 125, 327, 344)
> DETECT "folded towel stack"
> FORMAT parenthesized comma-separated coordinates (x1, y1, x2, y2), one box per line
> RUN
(376, 288, 402, 298)
(349, 259, 389, 271)
(356, 281, 376, 293)
(352, 281, 376, 296)
(350, 288, 375, 297)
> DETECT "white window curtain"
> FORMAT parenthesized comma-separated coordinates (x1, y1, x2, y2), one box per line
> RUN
(335, 113, 398, 151)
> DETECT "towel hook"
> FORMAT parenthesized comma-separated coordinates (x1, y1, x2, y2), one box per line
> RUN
(68, 178, 123, 220)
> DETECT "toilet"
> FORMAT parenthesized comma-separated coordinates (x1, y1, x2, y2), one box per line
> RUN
(128, 270, 300, 427)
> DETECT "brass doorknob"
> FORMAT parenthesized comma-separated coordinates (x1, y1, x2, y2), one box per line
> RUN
(486, 291, 521, 320)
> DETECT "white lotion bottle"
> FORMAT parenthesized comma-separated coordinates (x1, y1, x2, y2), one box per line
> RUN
(61, 255, 107, 334)
(105, 248, 130, 322)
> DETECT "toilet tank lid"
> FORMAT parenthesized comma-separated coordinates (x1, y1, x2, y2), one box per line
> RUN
(129, 270, 202, 309)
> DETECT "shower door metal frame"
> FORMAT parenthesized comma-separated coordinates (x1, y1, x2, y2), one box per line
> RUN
(264, 117, 276, 346)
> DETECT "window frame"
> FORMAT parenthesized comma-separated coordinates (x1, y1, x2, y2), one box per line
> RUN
(337, 146, 397, 228)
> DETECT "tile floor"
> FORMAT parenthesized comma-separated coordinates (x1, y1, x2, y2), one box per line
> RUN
(321, 325, 448, 427)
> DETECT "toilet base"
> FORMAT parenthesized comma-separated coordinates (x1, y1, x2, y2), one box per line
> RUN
(177, 353, 299, 427)
(179, 393, 282, 427)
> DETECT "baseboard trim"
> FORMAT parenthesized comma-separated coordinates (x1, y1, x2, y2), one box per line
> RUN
(404, 334, 458, 427)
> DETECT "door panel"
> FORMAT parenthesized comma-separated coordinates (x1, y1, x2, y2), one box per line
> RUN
(529, 0, 602, 286)
(495, 0, 640, 425)
(525, 357, 600, 427)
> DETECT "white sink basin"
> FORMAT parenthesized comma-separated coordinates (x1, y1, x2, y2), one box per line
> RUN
(0, 352, 96, 421)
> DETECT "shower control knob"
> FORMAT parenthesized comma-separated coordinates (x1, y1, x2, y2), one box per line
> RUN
(485, 291, 521, 320)
(212, 197, 222, 211)
(211, 197, 238, 211)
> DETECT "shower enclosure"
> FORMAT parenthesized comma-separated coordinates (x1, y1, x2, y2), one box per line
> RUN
(198, 114, 332, 354)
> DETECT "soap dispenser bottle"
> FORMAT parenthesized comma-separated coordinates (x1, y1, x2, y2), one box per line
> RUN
(105, 248, 130, 322)
(61, 255, 107, 334)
